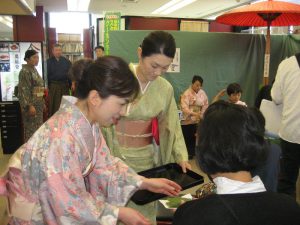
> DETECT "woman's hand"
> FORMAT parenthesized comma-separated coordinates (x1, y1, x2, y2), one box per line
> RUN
(217, 89, 226, 97)
(118, 207, 151, 225)
(178, 161, 192, 173)
(140, 178, 181, 196)
(212, 89, 227, 103)
(28, 105, 36, 116)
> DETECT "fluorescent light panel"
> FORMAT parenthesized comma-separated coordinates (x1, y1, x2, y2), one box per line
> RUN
(67, 0, 91, 12)
(4, 16, 13, 23)
(161, 0, 197, 14)
(19, 0, 31, 10)
(0, 16, 13, 28)
(152, 0, 197, 15)
(152, 0, 182, 14)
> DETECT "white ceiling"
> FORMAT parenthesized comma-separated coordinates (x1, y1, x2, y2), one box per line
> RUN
(2, 0, 300, 39)
(35, 0, 300, 19)
(36, 0, 257, 19)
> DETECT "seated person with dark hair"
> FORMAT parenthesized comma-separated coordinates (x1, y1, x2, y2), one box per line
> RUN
(248, 106, 281, 192)
(254, 83, 272, 108)
(173, 101, 300, 225)
(212, 82, 247, 106)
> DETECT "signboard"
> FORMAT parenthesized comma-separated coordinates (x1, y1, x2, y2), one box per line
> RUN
(167, 48, 180, 73)
(0, 41, 43, 101)
(104, 12, 121, 55)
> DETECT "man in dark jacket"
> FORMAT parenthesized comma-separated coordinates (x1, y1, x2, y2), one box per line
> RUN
(47, 44, 71, 117)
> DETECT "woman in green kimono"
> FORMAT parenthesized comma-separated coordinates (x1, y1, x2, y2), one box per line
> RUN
(102, 31, 191, 224)
(18, 49, 45, 142)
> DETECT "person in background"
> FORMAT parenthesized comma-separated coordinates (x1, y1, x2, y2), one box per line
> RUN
(102, 31, 190, 224)
(293, 28, 300, 34)
(248, 107, 281, 192)
(212, 82, 247, 106)
(18, 49, 45, 142)
(180, 75, 208, 159)
(47, 44, 72, 117)
(271, 54, 300, 199)
(173, 101, 300, 225)
(95, 45, 105, 58)
(254, 80, 274, 109)
(68, 58, 94, 93)
(0, 56, 182, 225)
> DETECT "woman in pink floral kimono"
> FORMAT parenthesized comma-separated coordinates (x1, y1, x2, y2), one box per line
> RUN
(0, 56, 181, 225)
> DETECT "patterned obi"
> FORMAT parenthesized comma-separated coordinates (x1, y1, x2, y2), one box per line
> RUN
(0, 150, 37, 221)
(181, 105, 202, 125)
(32, 86, 45, 98)
(116, 120, 153, 148)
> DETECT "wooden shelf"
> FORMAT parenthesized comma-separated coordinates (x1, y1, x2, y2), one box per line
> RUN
(63, 52, 82, 55)
(57, 33, 83, 62)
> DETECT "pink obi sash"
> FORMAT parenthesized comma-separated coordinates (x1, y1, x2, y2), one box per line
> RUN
(116, 119, 154, 148)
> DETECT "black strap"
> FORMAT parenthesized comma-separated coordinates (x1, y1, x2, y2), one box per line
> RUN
(295, 52, 300, 67)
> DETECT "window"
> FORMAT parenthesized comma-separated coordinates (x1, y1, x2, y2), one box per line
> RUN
(49, 12, 89, 38)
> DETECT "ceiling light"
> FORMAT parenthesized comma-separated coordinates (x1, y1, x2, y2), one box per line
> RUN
(0, 16, 13, 28)
(120, 0, 139, 2)
(18, 0, 36, 15)
(152, 0, 182, 14)
(67, 0, 91, 12)
(4, 16, 13, 23)
(152, 0, 197, 15)
(19, 0, 32, 10)
(162, 0, 197, 14)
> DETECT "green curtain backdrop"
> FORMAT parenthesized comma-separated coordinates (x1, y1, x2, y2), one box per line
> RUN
(109, 30, 300, 106)
(270, 34, 300, 83)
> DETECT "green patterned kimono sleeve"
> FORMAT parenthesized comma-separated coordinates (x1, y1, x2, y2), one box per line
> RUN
(18, 70, 33, 110)
(159, 85, 188, 164)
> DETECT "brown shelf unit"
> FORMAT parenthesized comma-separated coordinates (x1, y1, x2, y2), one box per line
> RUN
(57, 33, 83, 62)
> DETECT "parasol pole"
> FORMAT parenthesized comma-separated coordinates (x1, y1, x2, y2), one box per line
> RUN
(217, 0, 300, 85)
(259, 5, 281, 85)
(262, 0, 272, 86)
(263, 20, 271, 85)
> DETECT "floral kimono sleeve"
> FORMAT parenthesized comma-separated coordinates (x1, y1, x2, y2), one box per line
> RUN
(200, 91, 209, 119)
(38, 135, 121, 225)
(87, 136, 143, 206)
(180, 91, 193, 116)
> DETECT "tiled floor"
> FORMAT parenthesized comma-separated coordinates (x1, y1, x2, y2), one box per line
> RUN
(0, 148, 299, 223)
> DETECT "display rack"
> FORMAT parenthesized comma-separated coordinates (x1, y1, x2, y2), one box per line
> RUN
(57, 33, 83, 62)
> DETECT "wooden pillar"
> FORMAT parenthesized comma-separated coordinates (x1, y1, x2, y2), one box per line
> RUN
(13, 6, 45, 42)
(83, 28, 93, 58)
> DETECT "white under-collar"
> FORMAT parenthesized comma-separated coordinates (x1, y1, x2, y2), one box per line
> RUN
(62, 95, 78, 104)
(133, 64, 151, 94)
(213, 176, 266, 194)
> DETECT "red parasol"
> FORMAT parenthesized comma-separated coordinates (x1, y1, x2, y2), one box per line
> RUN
(216, 0, 300, 84)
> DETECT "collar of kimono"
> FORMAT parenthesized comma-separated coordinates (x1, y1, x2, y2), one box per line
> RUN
(130, 63, 151, 94)
(60, 96, 100, 172)
(189, 86, 198, 95)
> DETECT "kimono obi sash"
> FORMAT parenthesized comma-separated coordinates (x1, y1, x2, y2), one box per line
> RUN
(32, 86, 45, 98)
(191, 105, 201, 112)
(116, 120, 153, 148)
(181, 105, 202, 125)
(0, 150, 36, 221)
